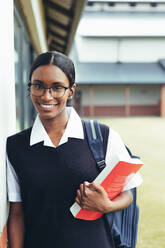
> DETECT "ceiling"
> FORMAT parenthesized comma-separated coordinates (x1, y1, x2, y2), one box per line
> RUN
(43, 0, 87, 54)
(15, 0, 87, 55)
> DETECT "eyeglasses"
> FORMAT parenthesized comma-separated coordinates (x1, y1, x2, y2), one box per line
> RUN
(28, 83, 70, 99)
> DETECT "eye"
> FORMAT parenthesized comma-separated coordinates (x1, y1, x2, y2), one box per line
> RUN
(51, 86, 64, 92)
(33, 84, 43, 90)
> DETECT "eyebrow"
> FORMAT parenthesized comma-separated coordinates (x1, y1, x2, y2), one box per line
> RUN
(31, 79, 65, 85)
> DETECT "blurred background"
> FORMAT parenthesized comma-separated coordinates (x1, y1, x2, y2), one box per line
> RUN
(13, 0, 165, 129)
(0, 0, 165, 247)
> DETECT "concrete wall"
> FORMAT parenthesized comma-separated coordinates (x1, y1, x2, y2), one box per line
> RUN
(76, 37, 165, 62)
(76, 36, 118, 62)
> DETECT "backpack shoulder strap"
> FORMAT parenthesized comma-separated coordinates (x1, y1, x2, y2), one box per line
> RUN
(83, 120, 109, 172)
(83, 120, 139, 248)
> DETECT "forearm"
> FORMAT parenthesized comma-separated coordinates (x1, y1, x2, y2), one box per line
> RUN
(103, 190, 133, 213)
(7, 204, 25, 248)
(8, 215, 25, 248)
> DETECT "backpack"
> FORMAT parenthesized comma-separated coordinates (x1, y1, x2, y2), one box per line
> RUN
(84, 120, 139, 248)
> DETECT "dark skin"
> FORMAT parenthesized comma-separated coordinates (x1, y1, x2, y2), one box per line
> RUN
(8, 64, 133, 248)
(75, 181, 133, 213)
(29, 64, 76, 147)
(7, 202, 24, 248)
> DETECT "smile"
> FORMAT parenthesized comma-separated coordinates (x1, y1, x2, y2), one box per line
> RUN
(40, 104, 54, 109)
(38, 103, 59, 110)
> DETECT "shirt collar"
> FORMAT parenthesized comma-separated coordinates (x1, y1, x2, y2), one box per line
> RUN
(30, 107, 84, 147)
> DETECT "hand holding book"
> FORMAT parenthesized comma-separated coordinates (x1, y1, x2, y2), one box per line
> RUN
(75, 181, 114, 214)
(70, 154, 143, 220)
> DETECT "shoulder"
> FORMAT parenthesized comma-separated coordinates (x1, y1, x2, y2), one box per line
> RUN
(97, 122, 118, 135)
(98, 122, 119, 139)
(7, 127, 32, 145)
(82, 119, 121, 140)
(98, 123, 125, 147)
(99, 122, 110, 137)
(98, 123, 121, 146)
(99, 122, 109, 130)
(7, 127, 33, 163)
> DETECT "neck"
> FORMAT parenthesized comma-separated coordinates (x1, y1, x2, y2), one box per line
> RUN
(40, 109, 69, 135)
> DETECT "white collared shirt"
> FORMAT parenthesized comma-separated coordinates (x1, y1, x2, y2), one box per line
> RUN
(7, 107, 142, 202)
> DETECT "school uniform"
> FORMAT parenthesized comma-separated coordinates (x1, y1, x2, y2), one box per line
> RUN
(7, 107, 142, 248)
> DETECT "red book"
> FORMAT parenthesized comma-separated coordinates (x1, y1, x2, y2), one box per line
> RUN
(70, 154, 143, 220)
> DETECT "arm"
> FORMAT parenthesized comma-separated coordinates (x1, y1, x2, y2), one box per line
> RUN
(7, 202, 25, 248)
(104, 189, 133, 213)
(75, 181, 133, 214)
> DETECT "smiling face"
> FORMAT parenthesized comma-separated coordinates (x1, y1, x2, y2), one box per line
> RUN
(30, 64, 76, 122)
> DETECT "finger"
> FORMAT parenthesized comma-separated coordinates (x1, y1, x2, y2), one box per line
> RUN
(83, 181, 89, 197)
(84, 181, 90, 187)
(76, 189, 81, 201)
(75, 196, 81, 206)
(89, 182, 104, 193)
(79, 184, 84, 198)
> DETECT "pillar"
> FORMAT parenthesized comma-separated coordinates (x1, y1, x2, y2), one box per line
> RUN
(125, 86, 130, 116)
(89, 86, 94, 117)
(160, 84, 165, 117)
(0, 1, 16, 247)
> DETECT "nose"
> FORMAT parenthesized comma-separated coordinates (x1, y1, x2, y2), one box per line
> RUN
(40, 88, 53, 100)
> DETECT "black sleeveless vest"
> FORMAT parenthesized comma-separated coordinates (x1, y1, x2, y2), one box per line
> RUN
(7, 123, 113, 248)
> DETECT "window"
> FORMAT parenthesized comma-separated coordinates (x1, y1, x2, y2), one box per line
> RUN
(14, 7, 36, 131)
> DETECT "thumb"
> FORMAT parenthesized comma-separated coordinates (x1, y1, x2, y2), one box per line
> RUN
(89, 182, 104, 193)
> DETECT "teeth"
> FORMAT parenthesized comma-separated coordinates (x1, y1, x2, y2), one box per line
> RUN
(40, 104, 53, 108)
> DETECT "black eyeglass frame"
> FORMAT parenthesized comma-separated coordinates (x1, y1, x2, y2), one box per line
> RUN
(28, 82, 71, 99)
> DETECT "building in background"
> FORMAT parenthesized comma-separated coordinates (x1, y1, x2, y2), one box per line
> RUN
(71, 0, 165, 117)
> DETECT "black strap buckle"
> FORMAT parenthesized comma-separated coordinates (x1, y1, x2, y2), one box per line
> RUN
(97, 160, 106, 171)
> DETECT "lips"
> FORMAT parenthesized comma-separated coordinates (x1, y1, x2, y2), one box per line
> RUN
(40, 104, 54, 109)
(38, 102, 59, 111)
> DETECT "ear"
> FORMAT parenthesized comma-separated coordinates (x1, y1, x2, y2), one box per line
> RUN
(68, 84, 76, 99)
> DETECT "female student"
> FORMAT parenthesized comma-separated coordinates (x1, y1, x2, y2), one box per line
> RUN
(7, 51, 142, 248)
